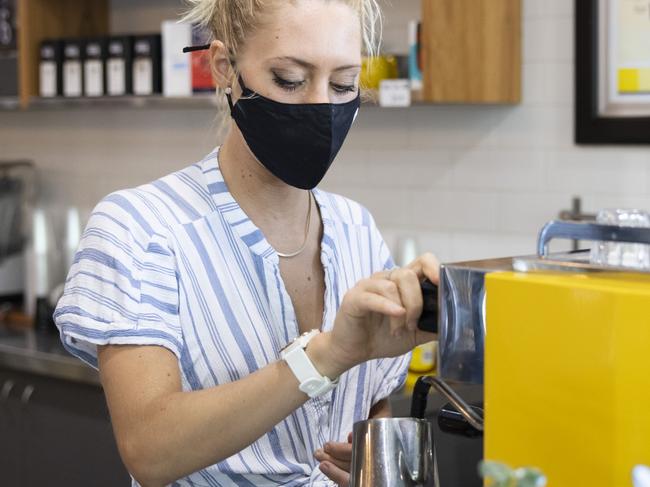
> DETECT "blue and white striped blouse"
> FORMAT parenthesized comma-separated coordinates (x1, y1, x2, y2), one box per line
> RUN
(54, 148, 410, 487)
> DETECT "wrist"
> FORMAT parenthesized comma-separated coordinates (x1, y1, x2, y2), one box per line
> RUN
(305, 331, 351, 379)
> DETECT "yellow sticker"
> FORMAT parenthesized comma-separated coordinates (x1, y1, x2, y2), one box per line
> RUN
(618, 68, 639, 93)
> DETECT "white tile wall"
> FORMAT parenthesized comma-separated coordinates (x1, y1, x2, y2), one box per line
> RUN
(0, 0, 648, 264)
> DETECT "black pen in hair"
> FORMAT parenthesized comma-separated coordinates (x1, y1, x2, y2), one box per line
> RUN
(182, 44, 210, 53)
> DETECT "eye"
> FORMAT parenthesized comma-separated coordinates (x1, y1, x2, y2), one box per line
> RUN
(272, 75, 305, 92)
(331, 83, 357, 94)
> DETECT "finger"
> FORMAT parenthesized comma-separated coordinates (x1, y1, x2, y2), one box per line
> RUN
(315, 450, 351, 472)
(320, 461, 350, 487)
(371, 269, 392, 280)
(367, 278, 407, 335)
(358, 279, 407, 336)
(361, 278, 402, 305)
(355, 291, 406, 316)
(390, 267, 423, 331)
(324, 441, 352, 462)
(408, 252, 440, 284)
(347, 432, 353, 443)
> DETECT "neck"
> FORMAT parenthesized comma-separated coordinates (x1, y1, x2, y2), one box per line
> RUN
(218, 126, 311, 226)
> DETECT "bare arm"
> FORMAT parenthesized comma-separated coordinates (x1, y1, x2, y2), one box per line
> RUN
(99, 332, 341, 487)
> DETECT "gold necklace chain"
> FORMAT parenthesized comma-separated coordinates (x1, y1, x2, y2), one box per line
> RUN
(276, 191, 313, 259)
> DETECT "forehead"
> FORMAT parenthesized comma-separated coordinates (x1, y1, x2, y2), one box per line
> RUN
(243, 0, 362, 66)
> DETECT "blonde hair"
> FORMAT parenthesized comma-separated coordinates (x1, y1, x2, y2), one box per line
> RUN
(182, 0, 383, 61)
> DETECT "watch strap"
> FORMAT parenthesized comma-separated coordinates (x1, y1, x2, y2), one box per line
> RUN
(281, 330, 338, 398)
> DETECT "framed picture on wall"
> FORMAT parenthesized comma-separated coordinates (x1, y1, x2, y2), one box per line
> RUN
(576, 0, 650, 144)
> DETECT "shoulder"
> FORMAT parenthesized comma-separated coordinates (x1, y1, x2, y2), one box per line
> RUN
(316, 189, 377, 229)
(90, 153, 217, 241)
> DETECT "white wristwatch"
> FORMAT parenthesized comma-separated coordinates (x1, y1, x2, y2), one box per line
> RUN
(280, 329, 339, 398)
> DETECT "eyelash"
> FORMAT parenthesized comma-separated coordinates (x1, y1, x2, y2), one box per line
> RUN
(272, 76, 303, 92)
(272, 75, 356, 94)
(331, 83, 357, 94)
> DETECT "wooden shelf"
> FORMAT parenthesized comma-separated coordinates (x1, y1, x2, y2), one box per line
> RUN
(6, 93, 433, 111)
(26, 95, 221, 110)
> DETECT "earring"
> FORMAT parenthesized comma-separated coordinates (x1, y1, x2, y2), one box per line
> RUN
(224, 86, 234, 112)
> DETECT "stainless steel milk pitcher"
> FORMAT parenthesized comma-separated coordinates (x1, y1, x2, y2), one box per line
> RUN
(349, 417, 436, 487)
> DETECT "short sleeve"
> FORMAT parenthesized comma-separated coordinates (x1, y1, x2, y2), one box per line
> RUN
(54, 191, 182, 369)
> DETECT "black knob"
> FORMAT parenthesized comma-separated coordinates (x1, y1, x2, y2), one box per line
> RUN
(417, 279, 438, 333)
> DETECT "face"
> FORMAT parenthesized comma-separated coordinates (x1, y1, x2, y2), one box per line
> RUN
(218, 0, 362, 105)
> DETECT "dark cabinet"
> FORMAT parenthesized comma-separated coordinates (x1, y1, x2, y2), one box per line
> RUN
(0, 374, 21, 485)
(0, 368, 130, 486)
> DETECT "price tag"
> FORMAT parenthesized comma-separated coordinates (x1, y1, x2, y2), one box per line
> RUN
(379, 79, 411, 107)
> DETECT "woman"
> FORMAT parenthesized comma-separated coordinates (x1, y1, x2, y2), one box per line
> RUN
(54, 0, 439, 485)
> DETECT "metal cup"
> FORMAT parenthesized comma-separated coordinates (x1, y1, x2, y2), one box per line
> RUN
(350, 417, 436, 487)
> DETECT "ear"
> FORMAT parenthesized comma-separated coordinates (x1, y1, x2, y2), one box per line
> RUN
(209, 40, 233, 90)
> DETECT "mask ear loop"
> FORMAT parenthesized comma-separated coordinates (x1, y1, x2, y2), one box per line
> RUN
(225, 56, 249, 115)
(225, 74, 250, 116)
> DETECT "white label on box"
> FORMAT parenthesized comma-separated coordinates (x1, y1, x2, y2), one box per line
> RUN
(84, 60, 104, 97)
(107, 58, 126, 96)
(379, 79, 412, 107)
(63, 60, 82, 97)
(162, 20, 192, 97)
(39, 61, 57, 97)
(133, 58, 153, 95)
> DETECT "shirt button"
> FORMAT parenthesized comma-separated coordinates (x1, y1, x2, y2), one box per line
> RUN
(319, 409, 329, 428)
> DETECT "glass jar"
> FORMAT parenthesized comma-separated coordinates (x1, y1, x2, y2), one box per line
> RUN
(590, 208, 650, 270)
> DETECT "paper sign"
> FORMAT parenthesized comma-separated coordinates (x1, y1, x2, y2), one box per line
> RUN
(379, 79, 411, 107)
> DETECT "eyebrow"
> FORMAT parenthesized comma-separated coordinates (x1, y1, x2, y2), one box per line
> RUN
(269, 56, 361, 72)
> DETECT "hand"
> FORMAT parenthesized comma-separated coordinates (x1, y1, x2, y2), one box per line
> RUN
(406, 251, 440, 285)
(315, 433, 353, 487)
(324, 252, 440, 374)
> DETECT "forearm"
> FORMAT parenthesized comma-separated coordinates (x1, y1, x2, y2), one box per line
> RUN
(127, 360, 303, 485)
(108, 332, 347, 486)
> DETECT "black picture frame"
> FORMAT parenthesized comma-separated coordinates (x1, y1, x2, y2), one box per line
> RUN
(575, 0, 650, 144)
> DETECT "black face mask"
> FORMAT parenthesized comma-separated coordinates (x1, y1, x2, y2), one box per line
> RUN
(226, 76, 361, 190)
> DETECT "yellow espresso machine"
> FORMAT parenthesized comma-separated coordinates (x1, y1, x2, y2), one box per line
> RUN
(434, 220, 650, 487)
